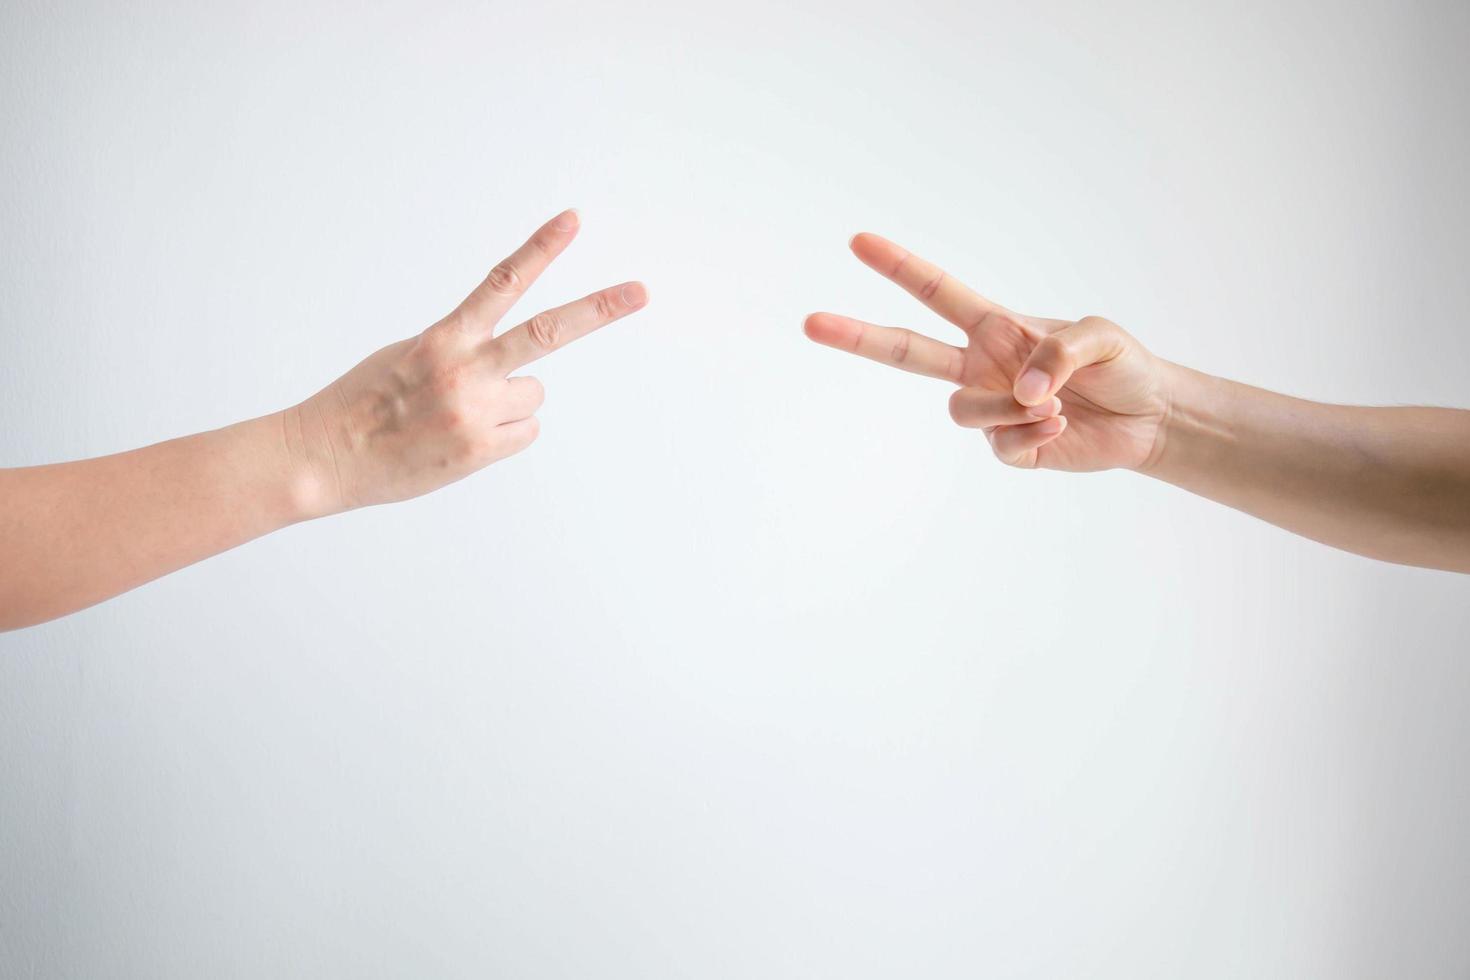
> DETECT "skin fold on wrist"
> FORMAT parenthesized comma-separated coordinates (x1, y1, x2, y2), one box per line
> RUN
(275, 403, 350, 524)
(1133, 360, 1204, 481)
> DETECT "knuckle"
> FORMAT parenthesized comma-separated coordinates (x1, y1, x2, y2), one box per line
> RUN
(987, 428, 1022, 467)
(917, 271, 945, 300)
(1081, 315, 1125, 347)
(524, 377, 546, 408)
(890, 330, 912, 364)
(485, 262, 520, 295)
(592, 292, 616, 320)
(439, 406, 468, 432)
(947, 389, 969, 424)
(429, 362, 469, 396)
(527, 311, 563, 349)
(1036, 333, 1070, 363)
(945, 349, 966, 383)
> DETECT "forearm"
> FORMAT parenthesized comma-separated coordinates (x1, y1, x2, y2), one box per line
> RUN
(0, 411, 324, 630)
(1143, 364, 1470, 572)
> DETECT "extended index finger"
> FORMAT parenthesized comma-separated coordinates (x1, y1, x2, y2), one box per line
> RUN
(454, 209, 582, 332)
(849, 232, 1007, 334)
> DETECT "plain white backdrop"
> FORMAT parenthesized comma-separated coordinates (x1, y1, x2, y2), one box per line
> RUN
(3, 0, 1470, 976)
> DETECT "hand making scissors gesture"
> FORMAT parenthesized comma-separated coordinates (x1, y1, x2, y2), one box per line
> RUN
(295, 209, 649, 511)
(805, 232, 1167, 471)
(0, 210, 648, 629)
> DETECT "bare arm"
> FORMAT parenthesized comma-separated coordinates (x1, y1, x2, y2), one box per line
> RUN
(1143, 367, 1470, 572)
(0, 210, 649, 631)
(807, 231, 1470, 573)
(0, 415, 317, 630)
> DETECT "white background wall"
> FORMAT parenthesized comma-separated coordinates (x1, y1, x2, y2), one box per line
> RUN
(3, 0, 1469, 976)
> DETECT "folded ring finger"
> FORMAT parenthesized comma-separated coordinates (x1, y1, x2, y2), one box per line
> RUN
(949, 388, 1061, 429)
(989, 416, 1068, 467)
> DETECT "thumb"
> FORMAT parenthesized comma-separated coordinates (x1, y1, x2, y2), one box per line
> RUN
(1012, 316, 1127, 406)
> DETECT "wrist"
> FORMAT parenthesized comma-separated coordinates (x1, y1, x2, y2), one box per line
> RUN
(1135, 360, 1227, 484)
(269, 405, 348, 524)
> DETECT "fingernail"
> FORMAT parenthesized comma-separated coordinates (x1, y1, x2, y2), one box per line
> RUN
(1037, 416, 1065, 435)
(620, 282, 647, 308)
(1027, 396, 1061, 419)
(1014, 368, 1051, 405)
(553, 208, 580, 230)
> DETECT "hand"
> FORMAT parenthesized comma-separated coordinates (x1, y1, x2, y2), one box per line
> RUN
(288, 209, 647, 516)
(804, 233, 1170, 471)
